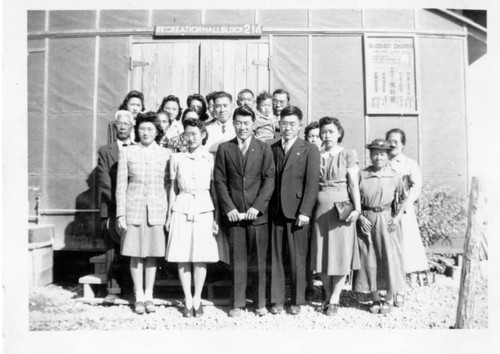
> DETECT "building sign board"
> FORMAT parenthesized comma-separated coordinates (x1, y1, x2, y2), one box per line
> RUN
(364, 36, 418, 114)
(155, 24, 262, 37)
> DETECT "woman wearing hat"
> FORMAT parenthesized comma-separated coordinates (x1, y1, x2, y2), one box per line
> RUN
(353, 139, 407, 315)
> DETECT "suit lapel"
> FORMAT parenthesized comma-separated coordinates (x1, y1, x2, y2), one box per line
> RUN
(283, 138, 305, 172)
(244, 138, 259, 172)
(227, 138, 243, 175)
(109, 142, 119, 164)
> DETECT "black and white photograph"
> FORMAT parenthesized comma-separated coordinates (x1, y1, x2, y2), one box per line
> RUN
(3, 0, 499, 353)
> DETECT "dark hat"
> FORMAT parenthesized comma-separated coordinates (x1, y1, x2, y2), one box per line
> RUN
(365, 139, 393, 150)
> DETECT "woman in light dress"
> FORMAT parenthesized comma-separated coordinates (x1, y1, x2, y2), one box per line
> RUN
(165, 118, 221, 318)
(386, 128, 428, 307)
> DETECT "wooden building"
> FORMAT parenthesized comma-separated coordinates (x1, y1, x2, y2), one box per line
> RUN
(27, 9, 487, 252)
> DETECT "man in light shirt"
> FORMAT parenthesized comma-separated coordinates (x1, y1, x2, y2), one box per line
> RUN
(206, 91, 237, 154)
(97, 110, 134, 303)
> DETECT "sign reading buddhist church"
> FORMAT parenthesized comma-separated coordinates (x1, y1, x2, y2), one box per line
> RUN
(364, 36, 418, 114)
(155, 24, 263, 37)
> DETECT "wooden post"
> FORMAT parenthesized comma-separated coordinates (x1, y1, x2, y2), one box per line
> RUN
(455, 177, 486, 329)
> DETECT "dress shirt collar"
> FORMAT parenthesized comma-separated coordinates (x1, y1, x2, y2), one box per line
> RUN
(117, 138, 133, 149)
(365, 165, 396, 178)
(281, 136, 298, 150)
(320, 146, 344, 157)
(237, 136, 252, 147)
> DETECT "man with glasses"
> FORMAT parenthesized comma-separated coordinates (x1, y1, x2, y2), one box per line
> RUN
(97, 110, 135, 303)
(269, 106, 320, 315)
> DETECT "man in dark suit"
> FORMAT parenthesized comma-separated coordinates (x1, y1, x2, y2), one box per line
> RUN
(214, 105, 275, 317)
(269, 105, 320, 315)
(97, 110, 134, 302)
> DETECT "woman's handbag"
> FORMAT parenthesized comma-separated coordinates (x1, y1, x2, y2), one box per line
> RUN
(334, 200, 354, 221)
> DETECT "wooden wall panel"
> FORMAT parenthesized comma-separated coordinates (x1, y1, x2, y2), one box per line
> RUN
(246, 43, 259, 96)
(211, 42, 225, 92)
(223, 42, 236, 96)
(171, 43, 189, 109)
(234, 43, 247, 97)
(257, 43, 270, 93)
(142, 44, 159, 111)
(200, 42, 213, 95)
(187, 43, 200, 96)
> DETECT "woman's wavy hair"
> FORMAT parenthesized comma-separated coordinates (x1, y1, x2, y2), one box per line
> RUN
(118, 90, 145, 111)
(318, 116, 344, 143)
(134, 111, 164, 144)
(187, 94, 210, 122)
(158, 95, 183, 121)
(183, 118, 209, 145)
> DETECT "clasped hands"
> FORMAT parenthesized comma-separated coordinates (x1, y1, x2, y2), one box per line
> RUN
(227, 207, 259, 222)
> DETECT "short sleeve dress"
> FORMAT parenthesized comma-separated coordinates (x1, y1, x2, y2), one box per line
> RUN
(353, 165, 406, 293)
(310, 148, 361, 275)
(389, 154, 428, 273)
(165, 149, 220, 263)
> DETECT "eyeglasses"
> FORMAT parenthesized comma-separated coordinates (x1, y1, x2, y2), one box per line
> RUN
(279, 121, 299, 128)
(115, 122, 131, 127)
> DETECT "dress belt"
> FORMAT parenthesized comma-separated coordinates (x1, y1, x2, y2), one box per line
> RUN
(319, 185, 347, 192)
(361, 204, 392, 212)
(178, 189, 210, 221)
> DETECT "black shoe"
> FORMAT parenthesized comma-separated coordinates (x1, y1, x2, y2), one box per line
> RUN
(288, 305, 301, 315)
(270, 303, 284, 315)
(183, 305, 193, 318)
(194, 303, 204, 318)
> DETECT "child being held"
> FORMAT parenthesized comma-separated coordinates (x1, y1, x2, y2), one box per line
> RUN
(253, 91, 276, 142)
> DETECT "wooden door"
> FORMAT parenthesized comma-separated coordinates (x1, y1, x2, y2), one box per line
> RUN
(130, 40, 270, 108)
(200, 41, 270, 97)
(130, 41, 200, 111)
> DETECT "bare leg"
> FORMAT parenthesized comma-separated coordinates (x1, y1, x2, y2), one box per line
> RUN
(193, 262, 207, 309)
(371, 291, 380, 302)
(319, 273, 332, 305)
(130, 257, 144, 301)
(385, 290, 394, 303)
(144, 257, 157, 300)
(178, 262, 193, 308)
(329, 275, 346, 304)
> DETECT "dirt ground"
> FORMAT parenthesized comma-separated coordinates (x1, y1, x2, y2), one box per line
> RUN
(29, 268, 488, 331)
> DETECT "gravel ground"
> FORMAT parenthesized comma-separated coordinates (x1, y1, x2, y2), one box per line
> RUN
(29, 271, 487, 331)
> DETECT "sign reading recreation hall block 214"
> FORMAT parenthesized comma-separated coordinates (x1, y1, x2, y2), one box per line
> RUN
(154, 24, 263, 37)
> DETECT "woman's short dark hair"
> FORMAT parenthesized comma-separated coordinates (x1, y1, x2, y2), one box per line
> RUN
(233, 105, 256, 122)
(158, 95, 183, 121)
(256, 91, 273, 106)
(304, 121, 320, 140)
(280, 105, 303, 121)
(181, 108, 200, 124)
(318, 116, 344, 143)
(385, 128, 406, 146)
(183, 118, 209, 145)
(118, 90, 145, 111)
(134, 111, 164, 144)
(187, 94, 209, 121)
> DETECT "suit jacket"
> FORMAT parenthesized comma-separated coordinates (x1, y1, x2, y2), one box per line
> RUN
(116, 142, 171, 225)
(270, 137, 320, 220)
(97, 142, 120, 218)
(214, 137, 275, 225)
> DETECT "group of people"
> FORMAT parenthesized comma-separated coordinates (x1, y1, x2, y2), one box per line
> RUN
(97, 87, 428, 318)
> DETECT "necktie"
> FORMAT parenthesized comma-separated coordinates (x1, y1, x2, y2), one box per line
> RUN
(240, 139, 248, 156)
(222, 125, 226, 134)
(283, 141, 289, 154)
